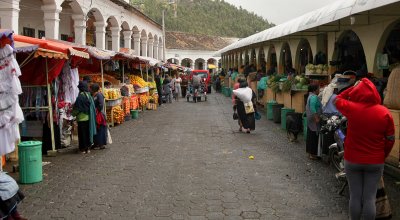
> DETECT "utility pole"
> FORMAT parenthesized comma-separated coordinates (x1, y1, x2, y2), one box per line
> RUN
(162, 9, 166, 62)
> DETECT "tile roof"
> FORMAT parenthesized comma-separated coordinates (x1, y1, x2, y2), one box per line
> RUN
(166, 31, 238, 51)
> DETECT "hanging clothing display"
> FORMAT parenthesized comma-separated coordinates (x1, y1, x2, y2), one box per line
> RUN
(0, 44, 24, 155)
(61, 64, 79, 104)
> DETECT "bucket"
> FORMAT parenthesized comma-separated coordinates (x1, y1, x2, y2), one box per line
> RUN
(130, 110, 139, 119)
(18, 141, 43, 184)
(266, 100, 277, 120)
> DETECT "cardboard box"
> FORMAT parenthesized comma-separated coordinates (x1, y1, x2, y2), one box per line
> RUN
(386, 138, 400, 167)
(266, 88, 274, 101)
(276, 92, 283, 104)
(283, 92, 291, 108)
(291, 91, 307, 113)
(389, 109, 400, 126)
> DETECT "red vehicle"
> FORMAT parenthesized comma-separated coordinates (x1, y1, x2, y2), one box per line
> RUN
(190, 70, 211, 93)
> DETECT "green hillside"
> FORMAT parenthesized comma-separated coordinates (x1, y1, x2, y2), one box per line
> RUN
(132, 0, 274, 38)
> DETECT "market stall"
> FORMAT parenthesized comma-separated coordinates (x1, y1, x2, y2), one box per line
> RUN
(14, 35, 89, 155)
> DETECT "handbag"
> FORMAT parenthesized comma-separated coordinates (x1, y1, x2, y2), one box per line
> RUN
(244, 101, 255, 114)
(233, 112, 239, 120)
(255, 111, 261, 120)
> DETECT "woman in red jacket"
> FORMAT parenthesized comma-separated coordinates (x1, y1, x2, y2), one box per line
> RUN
(335, 78, 395, 220)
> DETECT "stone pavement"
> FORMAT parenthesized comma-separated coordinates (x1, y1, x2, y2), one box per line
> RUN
(15, 92, 400, 219)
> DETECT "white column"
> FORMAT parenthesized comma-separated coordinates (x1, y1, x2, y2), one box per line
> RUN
(41, 4, 61, 39)
(123, 30, 132, 49)
(133, 33, 140, 56)
(110, 27, 120, 52)
(255, 49, 260, 69)
(158, 46, 163, 61)
(0, 0, 20, 34)
(205, 61, 208, 70)
(148, 40, 154, 58)
(141, 37, 148, 57)
(72, 14, 86, 45)
(94, 21, 106, 50)
(153, 41, 158, 59)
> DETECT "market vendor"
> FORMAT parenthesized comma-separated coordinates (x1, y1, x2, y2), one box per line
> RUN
(104, 81, 112, 89)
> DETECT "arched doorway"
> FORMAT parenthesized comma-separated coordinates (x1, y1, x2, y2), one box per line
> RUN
(280, 43, 293, 74)
(140, 30, 147, 56)
(86, 8, 105, 48)
(19, 0, 44, 38)
(105, 16, 119, 51)
(195, 58, 205, 70)
(181, 58, 193, 68)
(376, 21, 400, 77)
(258, 48, 266, 73)
(60, 0, 84, 42)
(268, 45, 277, 74)
(296, 39, 313, 74)
(333, 30, 366, 74)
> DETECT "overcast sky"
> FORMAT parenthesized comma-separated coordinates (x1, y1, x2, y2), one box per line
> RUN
(224, 0, 341, 25)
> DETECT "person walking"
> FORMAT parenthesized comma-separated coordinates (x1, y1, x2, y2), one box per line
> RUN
(233, 78, 256, 133)
(90, 83, 107, 150)
(73, 81, 96, 154)
(335, 78, 395, 220)
(163, 74, 172, 103)
(305, 84, 322, 160)
(155, 69, 163, 106)
(174, 72, 182, 101)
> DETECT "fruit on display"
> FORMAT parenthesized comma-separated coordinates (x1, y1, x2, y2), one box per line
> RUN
(107, 106, 124, 124)
(104, 89, 121, 100)
(138, 93, 149, 107)
(122, 97, 130, 115)
(130, 95, 139, 110)
(130, 75, 148, 88)
(293, 75, 310, 90)
(148, 81, 156, 89)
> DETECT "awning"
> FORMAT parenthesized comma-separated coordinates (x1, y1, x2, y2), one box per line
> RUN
(208, 64, 217, 69)
(34, 48, 68, 59)
(14, 41, 38, 53)
(14, 35, 89, 59)
(216, 0, 400, 55)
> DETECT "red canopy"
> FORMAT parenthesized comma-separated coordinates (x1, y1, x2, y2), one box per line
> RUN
(14, 35, 89, 85)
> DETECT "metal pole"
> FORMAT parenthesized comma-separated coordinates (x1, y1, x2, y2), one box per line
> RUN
(122, 61, 125, 84)
(140, 63, 143, 78)
(146, 64, 148, 82)
(162, 9, 166, 62)
(46, 57, 56, 155)
(101, 60, 106, 118)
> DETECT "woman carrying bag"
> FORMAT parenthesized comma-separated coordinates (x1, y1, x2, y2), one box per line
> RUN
(233, 78, 257, 133)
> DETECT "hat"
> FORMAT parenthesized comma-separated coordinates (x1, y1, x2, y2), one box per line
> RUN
(78, 81, 89, 92)
(336, 76, 355, 92)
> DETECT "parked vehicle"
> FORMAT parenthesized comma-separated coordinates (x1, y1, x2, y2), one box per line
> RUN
(186, 82, 207, 103)
(190, 70, 211, 93)
(320, 115, 348, 195)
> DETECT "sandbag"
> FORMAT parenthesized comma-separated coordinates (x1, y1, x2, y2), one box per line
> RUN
(232, 87, 252, 103)
(384, 67, 400, 109)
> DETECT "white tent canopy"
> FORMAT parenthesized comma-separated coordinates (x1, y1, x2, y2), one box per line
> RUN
(215, 0, 399, 56)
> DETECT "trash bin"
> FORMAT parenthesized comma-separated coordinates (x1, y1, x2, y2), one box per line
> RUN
(272, 104, 284, 123)
(303, 112, 307, 140)
(225, 87, 231, 97)
(18, 141, 42, 184)
(281, 108, 295, 130)
(266, 100, 277, 120)
(130, 110, 139, 119)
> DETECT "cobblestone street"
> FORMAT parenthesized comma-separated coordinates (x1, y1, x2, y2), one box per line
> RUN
(17, 92, 400, 220)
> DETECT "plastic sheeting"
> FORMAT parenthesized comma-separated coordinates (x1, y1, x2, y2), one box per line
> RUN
(215, 0, 399, 56)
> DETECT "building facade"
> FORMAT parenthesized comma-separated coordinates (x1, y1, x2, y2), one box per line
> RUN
(165, 31, 238, 70)
(0, 0, 164, 59)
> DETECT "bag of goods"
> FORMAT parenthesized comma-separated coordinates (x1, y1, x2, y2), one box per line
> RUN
(384, 67, 400, 109)
(232, 87, 252, 103)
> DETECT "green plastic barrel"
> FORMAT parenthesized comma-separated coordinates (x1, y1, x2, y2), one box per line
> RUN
(281, 108, 295, 130)
(131, 110, 139, 119)
(303, 112, 307, 140)
(272, 104, 284, 123)
(266, 100, 277, 120)
(222, 87, 227, 96)
(18, 141, 42, 184)
(225, 87, 231, 97)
